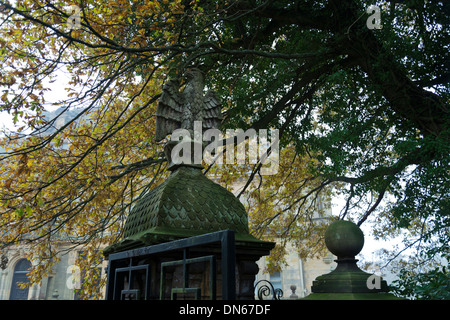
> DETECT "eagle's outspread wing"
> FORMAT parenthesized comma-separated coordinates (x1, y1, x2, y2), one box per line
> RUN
(202, 90, 222, 131)
(155, 69, 222, 141)
(155, 79, 183, 141)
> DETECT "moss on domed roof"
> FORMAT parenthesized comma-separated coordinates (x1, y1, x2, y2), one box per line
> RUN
(104, 166, 257, 255)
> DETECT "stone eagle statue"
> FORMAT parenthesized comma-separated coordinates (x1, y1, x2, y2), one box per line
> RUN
(155, 68, 222, 142)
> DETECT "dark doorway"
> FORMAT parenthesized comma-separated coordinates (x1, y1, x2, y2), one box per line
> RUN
(9, 259, 31, 300)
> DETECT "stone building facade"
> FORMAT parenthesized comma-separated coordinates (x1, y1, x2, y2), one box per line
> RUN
(255, 242, 336, 299)
(0, 245, 107, 300)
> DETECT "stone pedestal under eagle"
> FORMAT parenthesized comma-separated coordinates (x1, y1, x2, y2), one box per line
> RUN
(155, 68, 222, 142)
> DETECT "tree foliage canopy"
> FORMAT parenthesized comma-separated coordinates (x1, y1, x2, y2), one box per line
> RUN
(0, 0, 448, 298)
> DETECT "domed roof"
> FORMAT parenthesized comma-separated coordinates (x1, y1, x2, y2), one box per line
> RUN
(104, 166, 252, 255)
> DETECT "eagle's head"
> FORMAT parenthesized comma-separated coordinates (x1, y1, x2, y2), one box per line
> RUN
(184, 68, 204, 83)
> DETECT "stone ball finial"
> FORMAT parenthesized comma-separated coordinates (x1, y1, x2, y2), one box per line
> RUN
(324, 220, 364, 259)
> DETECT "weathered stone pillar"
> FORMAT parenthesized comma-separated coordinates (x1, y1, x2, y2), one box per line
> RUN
(303, 220, 402, 300)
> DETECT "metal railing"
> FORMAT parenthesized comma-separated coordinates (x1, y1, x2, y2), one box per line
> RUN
(254, 280, 284, 300)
